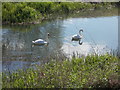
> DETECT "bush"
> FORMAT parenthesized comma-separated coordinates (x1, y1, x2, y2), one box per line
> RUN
(2, 2, 42, 23)
(2, 2, 116, 24)
(2, 3, 17, 23)
(2, 54, 119, 88)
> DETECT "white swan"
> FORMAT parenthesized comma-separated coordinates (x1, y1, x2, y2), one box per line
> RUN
(32, 39, 48, 46)
(32, 33, 49, 46)
(72, 29, 83, 41)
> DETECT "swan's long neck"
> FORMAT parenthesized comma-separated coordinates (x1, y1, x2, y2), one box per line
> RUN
(79, 30, 83, 36)
(46, 35, 49, 41)
(45, 34, 49, 44)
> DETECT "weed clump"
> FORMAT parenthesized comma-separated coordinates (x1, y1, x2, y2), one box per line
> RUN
(2, 54, 119, 88)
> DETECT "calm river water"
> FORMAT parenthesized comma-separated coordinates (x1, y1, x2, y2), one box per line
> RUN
(2, 8, 118, 72)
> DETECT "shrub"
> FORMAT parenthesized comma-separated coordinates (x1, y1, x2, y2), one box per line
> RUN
(2, 54, 119, 88)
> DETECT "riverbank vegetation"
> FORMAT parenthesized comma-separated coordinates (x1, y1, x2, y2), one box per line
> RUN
(2, 54, 119, 88)
(2, 2, 118, 24)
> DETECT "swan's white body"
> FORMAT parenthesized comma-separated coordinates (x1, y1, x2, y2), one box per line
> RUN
(72, 29, 83, 45)
(72, 29, 83, 41)
(32, 33, 49, 46)
(32, 39, 48, 46)
(72, 34, 82, 41)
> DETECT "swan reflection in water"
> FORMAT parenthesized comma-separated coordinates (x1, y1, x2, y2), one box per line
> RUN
(71, 28, 83, 45)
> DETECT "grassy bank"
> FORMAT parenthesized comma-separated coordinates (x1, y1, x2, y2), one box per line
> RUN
(2, 2, 118, 25)
(2, 54, 119, 88)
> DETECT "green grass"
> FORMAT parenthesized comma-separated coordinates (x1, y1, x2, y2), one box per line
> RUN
(2, 54, 119, 88)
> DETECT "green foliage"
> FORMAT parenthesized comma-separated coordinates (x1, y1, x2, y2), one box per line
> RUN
(27, 2, 53, 14)
(2, 54, 119, 88)
(2, 2, 41, 23)
(2, 3, 17, 23)
(16, 6, 41, 22)
(2, 2, 116, 24)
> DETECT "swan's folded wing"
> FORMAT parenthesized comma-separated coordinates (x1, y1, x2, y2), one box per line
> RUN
(72, 34, 80, 39)
(33, 39, 44, 44)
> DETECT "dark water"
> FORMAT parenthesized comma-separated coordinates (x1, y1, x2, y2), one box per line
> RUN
(2, 8, 118, 72)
